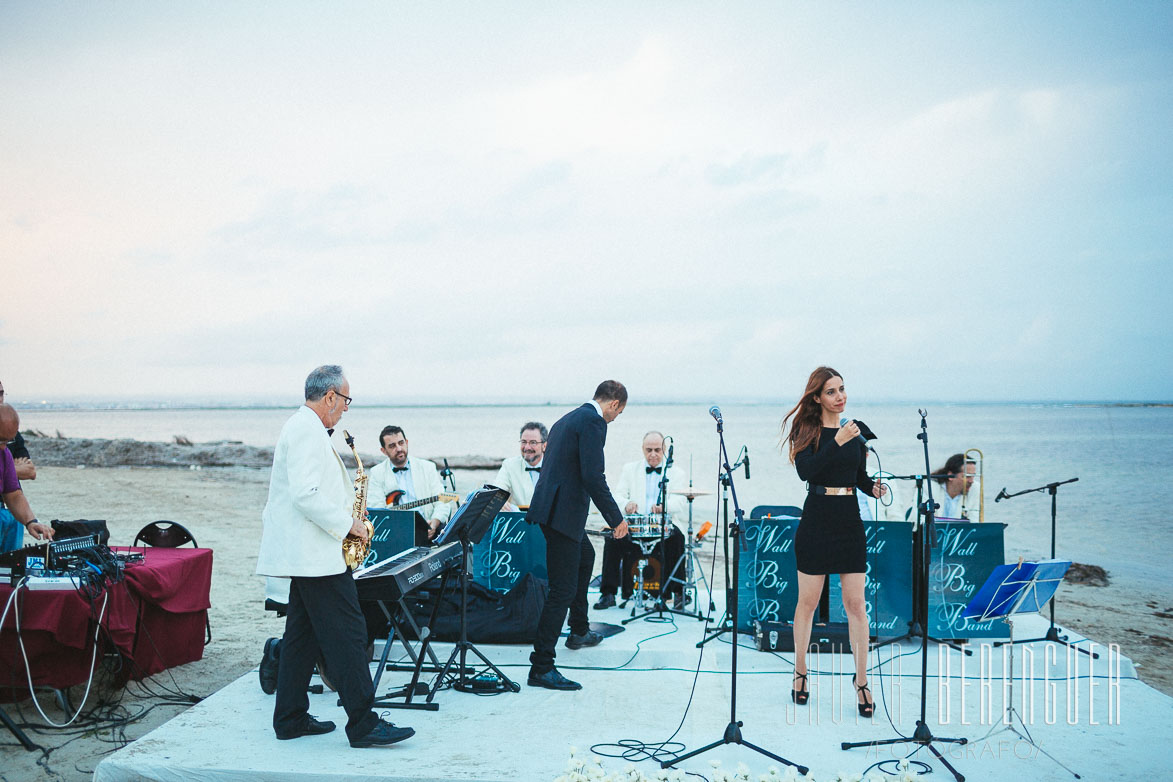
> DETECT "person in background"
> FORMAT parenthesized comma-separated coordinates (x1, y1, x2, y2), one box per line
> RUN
(493, 421, 547, 510)
(933, 453, 977, 520)
(595, 431, 688, 610)
(0, 404, 54, 552)
(366, 425, 454, 540)
(0, 380, 36, 481)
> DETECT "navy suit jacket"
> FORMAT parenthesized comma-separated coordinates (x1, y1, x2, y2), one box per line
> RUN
(526, 403, 624, 540)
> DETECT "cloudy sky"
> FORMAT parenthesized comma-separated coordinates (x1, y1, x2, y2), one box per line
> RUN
(2, 2, 1170, 404)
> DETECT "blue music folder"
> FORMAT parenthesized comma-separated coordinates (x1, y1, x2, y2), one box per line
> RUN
(962, 559, 1071, 622)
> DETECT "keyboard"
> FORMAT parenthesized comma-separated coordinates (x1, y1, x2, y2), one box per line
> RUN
(353, 543, 462, 602)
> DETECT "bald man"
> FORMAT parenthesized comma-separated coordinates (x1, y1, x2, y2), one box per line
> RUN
(0, 404, 54, 552)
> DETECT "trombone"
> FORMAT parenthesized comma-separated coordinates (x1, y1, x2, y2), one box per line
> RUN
(961, 448, 984, 523)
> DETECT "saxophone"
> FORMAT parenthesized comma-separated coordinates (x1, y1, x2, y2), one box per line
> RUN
(341, 430, 374, 569)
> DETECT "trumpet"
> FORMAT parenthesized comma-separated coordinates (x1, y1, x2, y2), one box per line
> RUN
(961, 448, 984, 523)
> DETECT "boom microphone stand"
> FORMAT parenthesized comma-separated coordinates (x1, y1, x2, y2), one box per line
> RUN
(991, 478, 1096, 658)
(842, 409, 967, 782)
(664, 407, 807, 775)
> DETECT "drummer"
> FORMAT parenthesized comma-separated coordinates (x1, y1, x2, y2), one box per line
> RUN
(594, 432, 689, 610)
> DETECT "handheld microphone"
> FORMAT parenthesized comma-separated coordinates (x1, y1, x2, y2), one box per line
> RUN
(995, 488, 1008, 503)
(709, 406, 723, 425)
(743, 449, 750, 480)
(839, 417, 872, 450)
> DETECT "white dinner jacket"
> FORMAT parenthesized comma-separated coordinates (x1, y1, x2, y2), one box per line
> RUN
(367, 455, 454, 524)
(613, 459, 687, 530)
(491, 455, 541, 507)
(256, 405, 353, 578)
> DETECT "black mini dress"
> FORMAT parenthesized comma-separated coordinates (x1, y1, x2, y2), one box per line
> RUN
(794, 427, 875, 575)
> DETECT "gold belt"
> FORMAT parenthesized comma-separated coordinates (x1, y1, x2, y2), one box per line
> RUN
(810, 485, 854, 496)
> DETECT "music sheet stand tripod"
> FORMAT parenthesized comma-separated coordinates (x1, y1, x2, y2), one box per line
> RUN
(962, 559, 1082, 779)
(991, 478, 1096, 659)
(430, 486, 520, 697)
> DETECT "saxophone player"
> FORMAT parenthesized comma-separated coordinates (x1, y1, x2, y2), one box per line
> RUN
(256, 365, 414, 748)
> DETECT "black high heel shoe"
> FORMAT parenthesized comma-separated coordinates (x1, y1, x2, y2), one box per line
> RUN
(853, 674, 874, 718)
(791, 671, 809, 705)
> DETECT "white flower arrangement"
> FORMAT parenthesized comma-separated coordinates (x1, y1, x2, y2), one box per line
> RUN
(555, 755, 926, 782)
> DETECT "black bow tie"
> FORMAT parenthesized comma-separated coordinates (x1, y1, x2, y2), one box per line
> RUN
(525, 466, 541, 472)
(393, 466, 409, 473)
(326, 428, 334, 436)
(646, 466, 662, 474)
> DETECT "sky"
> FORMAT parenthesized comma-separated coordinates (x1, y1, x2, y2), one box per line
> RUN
(2, 1, 1171, 405)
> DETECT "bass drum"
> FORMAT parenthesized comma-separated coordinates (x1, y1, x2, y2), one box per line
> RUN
(627, 554, 662, 597)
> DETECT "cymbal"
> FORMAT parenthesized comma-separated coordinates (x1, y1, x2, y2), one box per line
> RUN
(672, 487, 713, 498)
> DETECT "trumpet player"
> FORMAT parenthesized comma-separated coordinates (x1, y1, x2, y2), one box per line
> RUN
(256, 365, 413, 748)
(933, 453, 978, 520)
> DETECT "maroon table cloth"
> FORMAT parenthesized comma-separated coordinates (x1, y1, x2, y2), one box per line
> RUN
(0, 546, 212, 703)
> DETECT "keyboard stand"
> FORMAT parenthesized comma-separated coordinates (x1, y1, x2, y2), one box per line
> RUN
(367, 571, 453, 711)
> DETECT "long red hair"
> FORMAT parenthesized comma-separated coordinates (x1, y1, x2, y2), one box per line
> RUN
(780, 366, 842, 463)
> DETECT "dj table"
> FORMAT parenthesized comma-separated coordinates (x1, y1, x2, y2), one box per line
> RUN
(0, 546, 213, 703)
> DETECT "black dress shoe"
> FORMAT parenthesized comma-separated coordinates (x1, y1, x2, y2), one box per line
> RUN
(276, 715, 336, 740)
(527, 667, 582, 690)
(565, 629, 603, 650)
(350, 718, 415, 748)
(592, 593, 616, 610)
(259, 637, 280, 695)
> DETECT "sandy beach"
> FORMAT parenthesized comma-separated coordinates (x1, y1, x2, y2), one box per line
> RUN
(3, 461, 1171, 782)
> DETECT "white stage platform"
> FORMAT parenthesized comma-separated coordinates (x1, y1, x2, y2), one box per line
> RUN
(94, 597, 1169, 782)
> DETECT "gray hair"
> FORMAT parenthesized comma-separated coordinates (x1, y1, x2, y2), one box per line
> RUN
(305, 365, 345, 401)
(643, 430, 664, 445)
(520, 421, 548, 442)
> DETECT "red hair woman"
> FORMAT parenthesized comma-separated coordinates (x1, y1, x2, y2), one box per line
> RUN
(780, 366, 887, 717)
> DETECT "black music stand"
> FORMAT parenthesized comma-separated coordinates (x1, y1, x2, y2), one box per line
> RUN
(991, 478, 1095, 658)
(663, 410, 807, 775)
(963, 559, 1081, 779)
(431, 485, 520, 697)
(842, 410, 968, 782)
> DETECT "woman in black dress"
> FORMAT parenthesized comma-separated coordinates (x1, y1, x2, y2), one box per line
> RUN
(781, 366, 887, 717)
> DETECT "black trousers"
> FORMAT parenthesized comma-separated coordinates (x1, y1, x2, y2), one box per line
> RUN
(274, 572, 378, 741)
(529, 525, 595, 674)
(599, 529, 685, 598)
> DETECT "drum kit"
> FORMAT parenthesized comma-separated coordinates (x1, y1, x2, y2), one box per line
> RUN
(619, 486, 713, 615)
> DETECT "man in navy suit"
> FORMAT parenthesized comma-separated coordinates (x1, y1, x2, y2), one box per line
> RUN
(526, 380, 630, 690)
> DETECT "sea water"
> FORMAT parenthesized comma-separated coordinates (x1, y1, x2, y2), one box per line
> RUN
(17, 402, 1173, 591)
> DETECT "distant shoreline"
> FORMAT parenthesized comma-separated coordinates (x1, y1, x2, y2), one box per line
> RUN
(13, 400, 1173, 412)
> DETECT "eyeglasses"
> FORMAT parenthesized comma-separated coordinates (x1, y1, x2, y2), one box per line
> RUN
(334, 391, 352, 407)
(520, 439, 544, 446)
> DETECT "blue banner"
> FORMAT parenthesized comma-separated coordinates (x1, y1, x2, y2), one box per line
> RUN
(827, 521, 914, 638)
(928, 522, 1009, 638)
(471, 511, 547, 591)
(364, 509, 418, 568)
(736, 515, 800, 631)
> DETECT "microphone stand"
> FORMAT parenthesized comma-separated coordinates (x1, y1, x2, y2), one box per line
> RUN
(697, 454, 736, 647)
(871, 472, 970, 656)
(991, 478, 1095, 658)
(440, 458, 457, 493)
(664, 412, 807, 775)
(842, 409, 968, 782)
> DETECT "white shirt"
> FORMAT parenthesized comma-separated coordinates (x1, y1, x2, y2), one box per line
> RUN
(367, 456, 454, 524)
(589, 399, 603, 417)
(491, 455, 543, 507)
(645, 462, 665, 511)
(938, 487, 968, 520)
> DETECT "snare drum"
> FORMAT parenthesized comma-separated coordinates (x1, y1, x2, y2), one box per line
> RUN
(624, 514, 666, 539)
